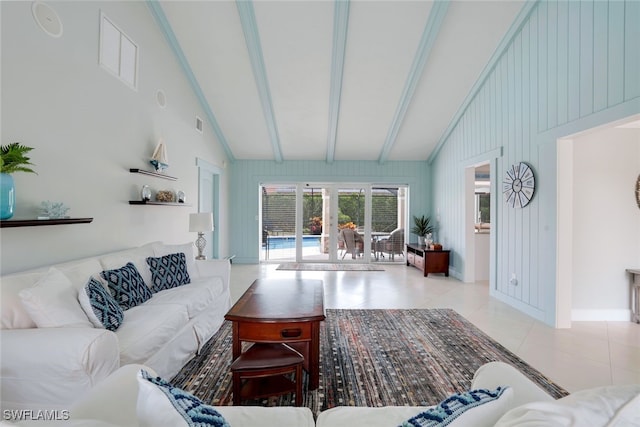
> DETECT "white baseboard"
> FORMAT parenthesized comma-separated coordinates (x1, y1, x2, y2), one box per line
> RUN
(571, 309, 632, 322)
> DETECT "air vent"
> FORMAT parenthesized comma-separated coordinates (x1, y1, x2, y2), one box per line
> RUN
(195, 116, 203, 134)
(99, 12, 138, 89)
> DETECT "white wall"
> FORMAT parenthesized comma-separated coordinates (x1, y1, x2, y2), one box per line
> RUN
(1, 2, 229, 274)
(571, 126, 640, 320)
(475, 233, 490, 281)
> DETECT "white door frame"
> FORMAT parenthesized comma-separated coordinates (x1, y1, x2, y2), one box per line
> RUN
(462, 148, 501, 287)
(196, 158, 222, 259)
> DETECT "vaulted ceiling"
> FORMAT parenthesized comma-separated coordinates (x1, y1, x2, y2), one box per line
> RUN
(149, 1, 525, 163)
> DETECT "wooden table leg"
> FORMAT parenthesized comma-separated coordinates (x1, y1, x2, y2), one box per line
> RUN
(309, 321, 320, 390)
(232, 322, 241, 360)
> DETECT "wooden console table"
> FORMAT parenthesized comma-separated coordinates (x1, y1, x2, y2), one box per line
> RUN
(406, 243, 450, 277)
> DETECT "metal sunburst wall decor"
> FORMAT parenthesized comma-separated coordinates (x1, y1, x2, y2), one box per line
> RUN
(503, 162, 536, 209)
(636, 175, 640, 208)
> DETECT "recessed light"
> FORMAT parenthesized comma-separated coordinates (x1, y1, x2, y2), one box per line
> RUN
(156, 90, 167, 108)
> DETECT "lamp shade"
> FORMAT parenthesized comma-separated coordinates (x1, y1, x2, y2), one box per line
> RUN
(189, 212, 214, 232)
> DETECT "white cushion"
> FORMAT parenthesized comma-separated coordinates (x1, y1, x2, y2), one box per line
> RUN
(1, 271, 44, 329)
(153, 242, 199, 280)
(18, 268, 92, 328)
(136, 369, 230, 427)
(216, 406, 316, 427)
(471, 361, 554, 408)
(56, 258, 104, 291)
(316, 406, 433, 427)
(99, 245, 156, 289)
(116, 303, 189, 365)
(144, 278, 221, 319)
(495, 384, 640, 426)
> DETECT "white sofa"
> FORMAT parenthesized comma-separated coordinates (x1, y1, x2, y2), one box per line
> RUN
(3, 362, 637, 427)
(316, 362, 640, 426)
(0, 242, 231, 412)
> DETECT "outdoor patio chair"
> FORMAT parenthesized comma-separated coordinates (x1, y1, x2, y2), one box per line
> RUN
(339, 228, 364, 259)
(375, 228, 405, 261)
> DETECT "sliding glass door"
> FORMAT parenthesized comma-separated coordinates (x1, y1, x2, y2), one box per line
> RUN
(260, 183, 407, 263)
(371, 187, 407, 262)
(261, 185, 298, 261)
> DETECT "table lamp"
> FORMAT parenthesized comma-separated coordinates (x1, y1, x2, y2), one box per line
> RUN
(189, 212, 214, 260)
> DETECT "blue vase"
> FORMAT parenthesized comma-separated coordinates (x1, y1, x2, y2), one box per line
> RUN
(0, 173, 15, 220)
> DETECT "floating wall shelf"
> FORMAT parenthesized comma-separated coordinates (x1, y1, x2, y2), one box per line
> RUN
(129, 201, 191, 207)
(129, 168, 177, 181)
(0, 218, 94, 228)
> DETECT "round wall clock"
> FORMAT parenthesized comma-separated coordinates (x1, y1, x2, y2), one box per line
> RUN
(503, 162, 535, 208)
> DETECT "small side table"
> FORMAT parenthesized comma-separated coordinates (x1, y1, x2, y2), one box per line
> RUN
(626, 269, 640, 323)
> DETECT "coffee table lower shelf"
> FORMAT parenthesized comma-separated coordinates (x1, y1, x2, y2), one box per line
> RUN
(239, 376, 297, 401)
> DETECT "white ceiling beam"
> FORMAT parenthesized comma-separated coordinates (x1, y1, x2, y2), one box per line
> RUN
(236, 0, 283, 163)
(146, 1, 235, 162)
(377, 0, 450, 164)
(326, 0, 350, 164)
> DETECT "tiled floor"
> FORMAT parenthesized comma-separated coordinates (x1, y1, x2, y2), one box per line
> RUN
(230, 262, 640, 393)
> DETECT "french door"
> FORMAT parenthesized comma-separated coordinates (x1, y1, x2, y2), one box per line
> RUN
(298, 184, 370, 263)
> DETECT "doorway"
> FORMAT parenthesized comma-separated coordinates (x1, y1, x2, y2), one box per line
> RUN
(464, 156, 497, 284)
(556, 114, 640, 326)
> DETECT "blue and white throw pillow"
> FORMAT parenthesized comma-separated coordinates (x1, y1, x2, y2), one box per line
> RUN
(78, 276, 124, 331)
(146, 252, 191, 293)
(400, 387, 513, 427)
(100, 262, 152, 310)
(137, 370, 230, 427)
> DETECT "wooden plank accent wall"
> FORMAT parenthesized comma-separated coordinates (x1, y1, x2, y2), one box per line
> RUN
(230, 160, 430, 263)
(430, 0, 640, 324)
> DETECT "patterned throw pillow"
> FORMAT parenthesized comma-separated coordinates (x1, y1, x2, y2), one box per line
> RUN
(78, 276, 124, 331)
(100, 262, 152, 310)
(146, 252, 191, 293)
(137, 370, 230, 427)
(400, 387, 512, 427)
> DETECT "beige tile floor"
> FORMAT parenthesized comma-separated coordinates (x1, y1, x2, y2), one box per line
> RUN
(230, 262, 640, 393)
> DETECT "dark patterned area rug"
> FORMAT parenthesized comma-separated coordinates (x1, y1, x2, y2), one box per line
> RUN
(172, 309, 567, 416)
(276, 263, 384, 271)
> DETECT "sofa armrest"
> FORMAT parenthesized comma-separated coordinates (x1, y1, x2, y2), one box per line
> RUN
(195, 259, 230, 292)
(1, 328, 120, 411)
(471, 362, 554, 408)
(69, 364, 156, 426)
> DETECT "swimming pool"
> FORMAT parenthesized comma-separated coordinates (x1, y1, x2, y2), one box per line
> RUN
(265, 235, 321, 250)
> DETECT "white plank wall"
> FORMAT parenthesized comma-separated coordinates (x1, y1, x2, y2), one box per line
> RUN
(430, 0, 640, 324)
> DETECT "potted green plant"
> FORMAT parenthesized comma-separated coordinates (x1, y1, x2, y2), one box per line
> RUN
(1, 143, 36, 219)
(411, 215, 434, 246)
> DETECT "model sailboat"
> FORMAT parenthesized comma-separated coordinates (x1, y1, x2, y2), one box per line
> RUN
(150, 141, 169, 172)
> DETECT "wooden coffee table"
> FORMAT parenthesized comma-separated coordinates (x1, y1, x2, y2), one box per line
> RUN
(225, 279, 325, 390)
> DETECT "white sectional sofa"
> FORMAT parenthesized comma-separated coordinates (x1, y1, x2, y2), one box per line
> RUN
(0, 242, 231, 412)
(3, 362, 638, 427)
